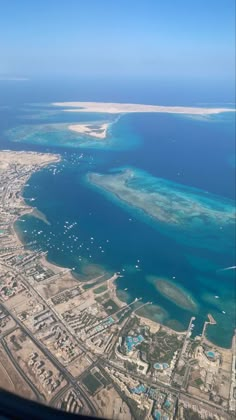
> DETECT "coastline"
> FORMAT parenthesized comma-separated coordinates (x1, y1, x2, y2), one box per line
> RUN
(19, 159, 59, 236)
(0, 150, 75, 280)
(6, 151, 121, 288)
(1, 150, 233, 351)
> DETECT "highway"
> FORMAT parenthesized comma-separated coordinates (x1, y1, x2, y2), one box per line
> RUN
(1, 338, 43, 402)
(0, 302, 97, 415)
(0, 259, 93, 358)
(49, 383, 72, 407)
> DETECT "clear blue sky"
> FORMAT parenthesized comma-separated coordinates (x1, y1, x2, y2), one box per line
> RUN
(0, 0, 235, 81)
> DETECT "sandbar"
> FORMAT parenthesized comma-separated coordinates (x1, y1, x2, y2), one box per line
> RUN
(53, 101, 235, 116)
(68, 122, 109, 139)
(147, 276, 198, 312)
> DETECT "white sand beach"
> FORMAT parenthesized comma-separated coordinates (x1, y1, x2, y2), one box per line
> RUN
(68, 122, 109, 139)
(53, 101, 235, 116)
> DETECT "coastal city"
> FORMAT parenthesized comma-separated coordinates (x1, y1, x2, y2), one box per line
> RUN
(0, 150, 235, 420)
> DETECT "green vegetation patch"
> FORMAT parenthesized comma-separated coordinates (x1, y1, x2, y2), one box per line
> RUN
(95, 292, 110, 304)
(93, 371, 109, 386)
(183, 409, 203, 420)
(195, 378, 204, 386)
(93, 284, 108, 294)
(139, 328, 183, 364)
(83, 283, 95, 290)
(82, 373, 102, 394)
(102, 299, 120, 315)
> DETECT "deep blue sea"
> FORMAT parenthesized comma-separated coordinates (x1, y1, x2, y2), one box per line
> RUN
(0, 79, 235, 347)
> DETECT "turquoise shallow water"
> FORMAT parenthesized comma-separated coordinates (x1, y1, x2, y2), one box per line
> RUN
(1, 103, 236, 347)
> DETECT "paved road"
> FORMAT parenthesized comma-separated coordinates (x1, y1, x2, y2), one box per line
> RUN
(1, 338, 43, 402)
(1, 302, 97, 415)
(49, 383, 72, 407)
(102, 357, 229, 413)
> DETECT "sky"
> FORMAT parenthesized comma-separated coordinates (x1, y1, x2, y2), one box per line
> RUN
(0, 0, 235, 81)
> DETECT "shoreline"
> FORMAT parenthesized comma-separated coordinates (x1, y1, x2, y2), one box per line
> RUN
(53, 101, 236, 116)
(68, 122, 110, 139)
(1, 150, 233, 350)
(0, 150, 75, 281)
(14, 157, 61, 245)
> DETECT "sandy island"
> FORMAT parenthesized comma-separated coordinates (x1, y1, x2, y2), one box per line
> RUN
(55, 101, 235, 141)
(53, 101, 235, 116)
(68, 122, 109, 139)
